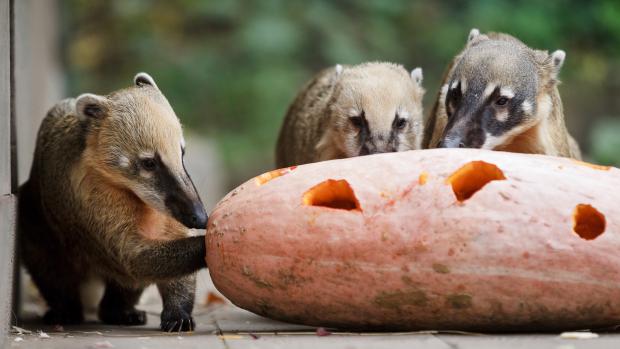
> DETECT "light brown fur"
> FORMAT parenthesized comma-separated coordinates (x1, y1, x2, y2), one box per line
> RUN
(276, 62, 425, 167)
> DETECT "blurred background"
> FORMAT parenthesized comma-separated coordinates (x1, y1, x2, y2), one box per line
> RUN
(16, 0, 620, 198)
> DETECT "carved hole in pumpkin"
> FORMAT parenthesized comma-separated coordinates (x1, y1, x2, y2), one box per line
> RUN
(418, 172, 429, 185)
(255, 166, 297, 186)
(303, 179, 361, 211)
(573, 204, 606, 240)
(447, 161, 506, 202)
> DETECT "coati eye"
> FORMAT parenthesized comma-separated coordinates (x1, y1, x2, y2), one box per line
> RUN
(496, 97, 509, 106)
(349, 116, 363, 128)
(140, 158, 157, 171)
(395, 118, 407, 130)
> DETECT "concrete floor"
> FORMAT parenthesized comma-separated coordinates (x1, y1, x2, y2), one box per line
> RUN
(8, 270, 620, 349)
(8, 304, 620, 349)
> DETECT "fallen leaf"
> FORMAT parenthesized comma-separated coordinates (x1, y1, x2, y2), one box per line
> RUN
(559, 331, 599, 339)
(38, 331, 51, 339)
(11, 326, 32, 335)
(205, 292, 226, 306)
(316, 327, 332, 337)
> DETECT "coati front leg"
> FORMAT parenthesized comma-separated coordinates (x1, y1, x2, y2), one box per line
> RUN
(128, 235, 207, 280)
(98, 281, 146, 326)
(110, 235, 204, 331)
(157, 275, 196, 332)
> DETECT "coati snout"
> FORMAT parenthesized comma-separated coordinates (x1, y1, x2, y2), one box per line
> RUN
(75, 74, 207, 229)
(437, 76, 538, 150)
(323, 64, 425, 159)
(346, 109, 415, 156)
(159, 158, 208, 229)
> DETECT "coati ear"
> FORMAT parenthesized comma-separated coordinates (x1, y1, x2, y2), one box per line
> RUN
(75, 93, 108, 119)
(134, 72, 159, 90)
(410, 67, 423, 86)
(466, 28, 488, 47)
(550, 50, 566, 77)
(335, 64, 343, 76)
(468, 28, 480, 42)
(330, 64, 344, 85)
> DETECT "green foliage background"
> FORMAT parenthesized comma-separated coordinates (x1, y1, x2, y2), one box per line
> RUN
(61, 0, 620, 187)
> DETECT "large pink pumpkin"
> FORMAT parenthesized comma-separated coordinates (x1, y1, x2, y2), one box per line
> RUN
(206, 149, 620, 331)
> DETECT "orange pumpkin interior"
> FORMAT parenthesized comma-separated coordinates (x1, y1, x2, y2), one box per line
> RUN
(573, 204, 606, 240)
(418, 172, 429, 185)
(447, 161, 506, 202)
(303, 179, 361, 211)
(255, 166, 297, 186)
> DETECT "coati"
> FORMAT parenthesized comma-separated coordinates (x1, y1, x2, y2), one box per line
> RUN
(18, 73, 208, 332)
(276, 62, 425, 167)
(423, 29, 581, 159)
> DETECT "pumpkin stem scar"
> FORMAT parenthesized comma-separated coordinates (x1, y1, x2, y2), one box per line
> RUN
(446, 161, 506, 202)
(572, 160, 611, 171)
(303, 179, 362, 211)
(573, 204, 606, 240)
(255, 166, 297, 186)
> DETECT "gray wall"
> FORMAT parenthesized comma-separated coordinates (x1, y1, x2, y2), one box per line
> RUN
(11, 0, 64, 321)
(15, 0, 63, 184)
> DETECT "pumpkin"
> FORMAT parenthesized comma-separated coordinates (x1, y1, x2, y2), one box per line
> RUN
(206, 149, 620, 331)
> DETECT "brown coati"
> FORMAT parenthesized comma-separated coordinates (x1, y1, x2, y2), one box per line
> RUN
(276, 62, 425, 167)
(423, 29, 581, 159)
(18, 73, 208, 331)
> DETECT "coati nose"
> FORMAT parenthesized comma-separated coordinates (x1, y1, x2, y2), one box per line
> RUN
(438, 138, 466, 149)
(189, 202, 208, 229)
(167, 194, 208, 229)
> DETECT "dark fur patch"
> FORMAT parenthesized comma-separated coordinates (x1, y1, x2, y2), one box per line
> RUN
(441, 76, 535, 148)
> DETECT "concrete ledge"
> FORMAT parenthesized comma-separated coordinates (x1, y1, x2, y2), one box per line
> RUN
(0, 195, 16, 349)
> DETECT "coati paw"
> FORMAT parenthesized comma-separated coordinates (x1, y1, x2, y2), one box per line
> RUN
(43, 309, 84, 325)
(99, 308, 147, 326)
(160, 309, 195, 332)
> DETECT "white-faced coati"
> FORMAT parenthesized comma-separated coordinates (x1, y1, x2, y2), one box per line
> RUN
(424, 29, 581, 159)
(18, 73, 208, 332)
(276, 62, 425, 167)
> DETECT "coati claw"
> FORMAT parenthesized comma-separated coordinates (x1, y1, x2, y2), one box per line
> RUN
(160, 311, 195, 332)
